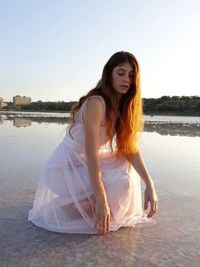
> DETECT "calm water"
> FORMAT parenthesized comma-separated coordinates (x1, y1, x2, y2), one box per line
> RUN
(0, 114, 200, 266)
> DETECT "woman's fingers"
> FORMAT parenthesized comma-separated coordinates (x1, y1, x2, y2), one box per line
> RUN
(95, 218, 103, 234)
(104, 214, 110, 235)
(106, 214, 110, 233)
(144, 185, 158, 218)
(147, 208, 155, 218)
(147, 199, 158, 218)
(96, 221, 102, 234)
(104, 216, 107, 235)
(95, 215, 110, 235)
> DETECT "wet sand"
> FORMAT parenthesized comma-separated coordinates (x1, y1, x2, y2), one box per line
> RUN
(1, 115, 200, 266)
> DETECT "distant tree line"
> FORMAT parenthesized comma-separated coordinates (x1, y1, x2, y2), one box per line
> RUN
(143, 96, 200, 116)
(6, 96, 200, 116)
(20, 100, 76, 112)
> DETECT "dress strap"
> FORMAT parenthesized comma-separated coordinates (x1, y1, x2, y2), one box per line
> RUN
(80, 95, 106, 125)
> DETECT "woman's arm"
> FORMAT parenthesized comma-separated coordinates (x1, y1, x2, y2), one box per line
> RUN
(83, 97, 110, 235)
(129, 150, 158, 218)
(129, 150, 154, 187)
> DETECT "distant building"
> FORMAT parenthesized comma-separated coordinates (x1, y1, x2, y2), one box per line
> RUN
(0, 97, 7, 108)
(13, 95, 31, 106)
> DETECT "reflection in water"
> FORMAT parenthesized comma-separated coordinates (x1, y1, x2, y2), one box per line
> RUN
(5, 116, 68, 125)
(0, 115, 3, 125)
(2, 114, 200, 137)
(0, 116, 200, 266)
(144, 122, 200, 137)
(13, 118, 32, 127)
(0, 115, 7, 124)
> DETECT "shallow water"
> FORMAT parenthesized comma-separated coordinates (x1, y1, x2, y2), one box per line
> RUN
(0, 115, 200, 266)
(144, 114, 200, 123)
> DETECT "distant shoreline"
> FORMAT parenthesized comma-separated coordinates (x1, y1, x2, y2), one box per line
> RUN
(1, 109, 200, 117)
(1, 96, 200, 116)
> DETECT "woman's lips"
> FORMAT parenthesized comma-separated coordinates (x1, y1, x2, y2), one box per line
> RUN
(120, 85, 129, 89)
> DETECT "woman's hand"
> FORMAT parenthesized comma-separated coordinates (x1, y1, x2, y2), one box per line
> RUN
(95, 197, 111, 235)
(144, 183, 158, 218)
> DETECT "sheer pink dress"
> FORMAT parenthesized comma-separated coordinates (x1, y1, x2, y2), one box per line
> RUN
(28, 95, 155, 234)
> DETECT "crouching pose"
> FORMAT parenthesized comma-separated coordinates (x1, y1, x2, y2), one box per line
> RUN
(28, 51, 158, 235)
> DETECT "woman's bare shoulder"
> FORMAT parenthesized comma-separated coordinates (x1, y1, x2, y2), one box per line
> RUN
(83, 96, 105, 125)
(87, 95, 105, 108)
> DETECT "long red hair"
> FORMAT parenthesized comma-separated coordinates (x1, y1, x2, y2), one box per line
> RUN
(69, 51, 143, 160)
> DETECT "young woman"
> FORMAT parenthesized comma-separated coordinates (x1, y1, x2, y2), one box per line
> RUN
(28, 51, 158, 235)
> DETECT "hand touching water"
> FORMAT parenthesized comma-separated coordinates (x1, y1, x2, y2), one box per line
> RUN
(144, 183, 158, 218)
(95, 197, 111, 235)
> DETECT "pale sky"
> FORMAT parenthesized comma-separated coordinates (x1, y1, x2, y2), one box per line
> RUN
(0, 0, 200, 102)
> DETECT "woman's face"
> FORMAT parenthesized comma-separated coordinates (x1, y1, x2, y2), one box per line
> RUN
(111, 62, 134, 95)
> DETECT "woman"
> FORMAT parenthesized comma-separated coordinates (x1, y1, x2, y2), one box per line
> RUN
(28, 51, 158, 235)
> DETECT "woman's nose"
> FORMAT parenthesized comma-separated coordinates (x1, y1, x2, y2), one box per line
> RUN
(124, 74, 130, 83)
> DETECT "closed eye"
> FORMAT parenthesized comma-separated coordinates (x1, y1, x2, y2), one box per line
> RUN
(117, 72, 134, 77)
